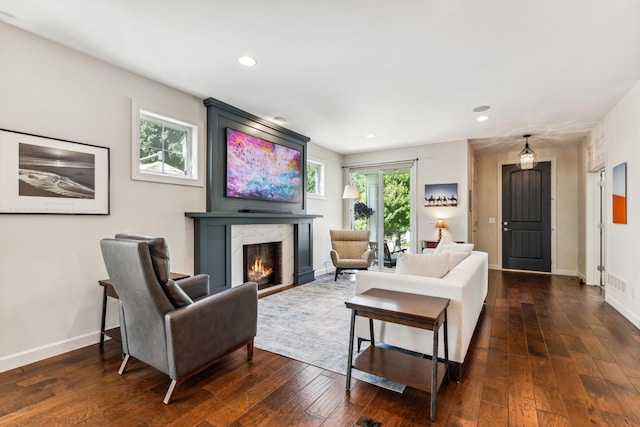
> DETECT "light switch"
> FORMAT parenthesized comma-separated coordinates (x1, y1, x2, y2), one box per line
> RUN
(489, 217, 496, 224)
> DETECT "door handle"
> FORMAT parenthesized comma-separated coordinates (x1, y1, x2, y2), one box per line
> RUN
(503, 227, 511, 232)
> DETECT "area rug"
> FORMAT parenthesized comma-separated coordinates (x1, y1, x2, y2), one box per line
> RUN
(254, 273, 405, 392)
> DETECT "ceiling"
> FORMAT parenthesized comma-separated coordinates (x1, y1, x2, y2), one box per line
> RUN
(1, 0, 639, 155)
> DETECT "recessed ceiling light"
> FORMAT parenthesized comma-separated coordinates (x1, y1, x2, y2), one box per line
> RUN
(273, 116, 286, 124)
(238, 56, 257, 67)
(366, 134, 376, 138)
(472, 105, 491, 112)
(476, 115, 490, 122)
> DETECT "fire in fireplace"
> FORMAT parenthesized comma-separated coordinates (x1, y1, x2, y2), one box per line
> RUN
(243, 241, 282, 290)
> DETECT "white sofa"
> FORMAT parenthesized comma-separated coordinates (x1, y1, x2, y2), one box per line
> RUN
(354, 250, 488, 381)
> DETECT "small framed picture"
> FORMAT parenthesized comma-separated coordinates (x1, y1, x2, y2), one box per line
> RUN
(0, 128, 110, 214)
(425, 183, 458, 207)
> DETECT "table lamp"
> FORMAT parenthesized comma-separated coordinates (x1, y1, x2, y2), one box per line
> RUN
(435, 219, 446, 241)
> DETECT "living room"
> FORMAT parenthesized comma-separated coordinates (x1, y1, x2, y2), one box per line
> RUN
(1, 2, 640, 424)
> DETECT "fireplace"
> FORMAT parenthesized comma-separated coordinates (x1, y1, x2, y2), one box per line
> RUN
(243, 242, 282, 290)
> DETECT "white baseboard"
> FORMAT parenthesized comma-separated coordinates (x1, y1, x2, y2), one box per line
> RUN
(0, 331, 100, 373)
(554, 269, 578, 277)
(488, 264, 499, 270)
(314, 266, 335, 277)
(606, 295, 640, 329)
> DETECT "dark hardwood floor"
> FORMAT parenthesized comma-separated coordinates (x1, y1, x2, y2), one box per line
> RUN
(2, 271, 640, 426)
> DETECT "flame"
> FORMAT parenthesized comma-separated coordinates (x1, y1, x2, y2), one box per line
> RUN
(247, 256, 273, 282)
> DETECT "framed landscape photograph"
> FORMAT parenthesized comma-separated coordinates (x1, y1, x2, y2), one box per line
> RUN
(424, 183, 458, 207)
(0, 129, 110, 214)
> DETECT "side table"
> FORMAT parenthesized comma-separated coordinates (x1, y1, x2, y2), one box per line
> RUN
(345, 288, 450, 422)
(99, 272, 189, 348)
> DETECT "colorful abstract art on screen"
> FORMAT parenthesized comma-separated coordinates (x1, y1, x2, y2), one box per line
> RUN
(612, 162, 626, 224)
(226, 128, 301, 203)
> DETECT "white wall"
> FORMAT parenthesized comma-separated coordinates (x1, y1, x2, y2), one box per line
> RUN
(306, 143, 344, 275)
(474, 143, 579, 274)
(599, 80, 640, 328)
(0, 23, 207, 371)
(344, 140, 470, 248)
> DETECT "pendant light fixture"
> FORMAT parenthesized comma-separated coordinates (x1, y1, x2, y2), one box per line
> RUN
(517, 134, 537, 170)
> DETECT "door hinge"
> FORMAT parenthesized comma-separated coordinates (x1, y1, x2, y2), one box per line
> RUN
(598, 223, 605, 229)
(597, 265, 605, 272)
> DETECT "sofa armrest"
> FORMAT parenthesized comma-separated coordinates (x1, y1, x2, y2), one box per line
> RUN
(175, 274, 210, 300)
(164, 281, 258, 379)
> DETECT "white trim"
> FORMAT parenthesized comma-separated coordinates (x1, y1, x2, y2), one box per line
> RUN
(130, 99, 204, 187)
(606, 295, 640, 329)
(306, 157, 325, 197)
(497, 158, 557, 273)
(555, 269, 578, 277)
(585, 168, 605, 286)
(0, 332, 99, 373)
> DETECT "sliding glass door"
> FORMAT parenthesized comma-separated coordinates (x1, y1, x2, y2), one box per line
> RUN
(348, 163, 413, 268)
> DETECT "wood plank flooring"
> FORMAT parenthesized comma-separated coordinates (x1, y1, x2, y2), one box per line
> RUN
(2, 271, 640, 426)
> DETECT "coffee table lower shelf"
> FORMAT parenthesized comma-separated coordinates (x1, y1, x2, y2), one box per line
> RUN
(353, 345, 447, 393)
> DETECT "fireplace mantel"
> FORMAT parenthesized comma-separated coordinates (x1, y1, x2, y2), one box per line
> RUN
(185, 211, 322, 294)
(185, 211, 322, 224)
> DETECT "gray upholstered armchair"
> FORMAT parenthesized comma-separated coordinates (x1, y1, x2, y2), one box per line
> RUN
(100, 234, 258, 404)
(329, 229, 375, 280)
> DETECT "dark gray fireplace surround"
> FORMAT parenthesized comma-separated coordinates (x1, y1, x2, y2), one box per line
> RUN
(186, 97, 321, 294)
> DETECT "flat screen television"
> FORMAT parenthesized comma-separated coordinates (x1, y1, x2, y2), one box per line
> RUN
(226, 128, 301, 203)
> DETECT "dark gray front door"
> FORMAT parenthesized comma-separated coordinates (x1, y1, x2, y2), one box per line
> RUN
(502, 162, 551, 272)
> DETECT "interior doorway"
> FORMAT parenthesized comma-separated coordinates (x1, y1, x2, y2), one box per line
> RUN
(501, 162, 552, 272)
(585, 168, 605, 286)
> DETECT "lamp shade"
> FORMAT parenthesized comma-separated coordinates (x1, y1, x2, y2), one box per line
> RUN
(342, 185, 360, 199)
(516, 134, 537, 170)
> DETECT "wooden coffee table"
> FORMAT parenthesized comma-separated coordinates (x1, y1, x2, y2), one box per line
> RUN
(345, 288, 450, 422)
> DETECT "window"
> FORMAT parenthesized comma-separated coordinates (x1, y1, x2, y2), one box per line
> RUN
(131, 105, 203, 186)
(306, 159, 325, 198)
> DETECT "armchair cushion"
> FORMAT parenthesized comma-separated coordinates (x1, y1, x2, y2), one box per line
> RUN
(115, 234, 170, 284)
(175, 274, 210, 300)
(164, 279, 194, 308)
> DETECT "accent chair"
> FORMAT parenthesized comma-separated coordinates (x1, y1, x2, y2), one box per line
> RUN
(100, 234, 258, 404)
(329, 229, 375, 281)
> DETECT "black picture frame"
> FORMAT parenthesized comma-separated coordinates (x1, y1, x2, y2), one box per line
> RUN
(0, 128, 110, 214)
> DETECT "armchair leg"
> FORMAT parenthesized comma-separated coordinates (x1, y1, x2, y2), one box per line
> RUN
(334, 268, 341, 281)
(163, 379, 178, 405)
(247, 339, 254, 360)
(118, 354, 130, 375)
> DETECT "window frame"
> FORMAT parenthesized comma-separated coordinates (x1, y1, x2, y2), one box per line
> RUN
(131, 102, 204, 187)
(306, 158, 325, 199)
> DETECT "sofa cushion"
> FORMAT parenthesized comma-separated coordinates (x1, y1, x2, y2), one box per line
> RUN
(164, 279, 194, 308)
(435, 239, 474, 255)
(395, 252, 450, 278)
(448, 251, 470, 270)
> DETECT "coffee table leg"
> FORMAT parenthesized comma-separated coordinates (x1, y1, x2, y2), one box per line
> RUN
(346, 309, 356, 390)
(430, 322, 439, 421)
(369, 318, 375, 347)
(444, 308, 449, 382)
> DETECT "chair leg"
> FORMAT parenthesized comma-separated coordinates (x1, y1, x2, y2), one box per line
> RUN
(118, 354, 130, 375)
(247, 339, 254, 360)
(163, 379, 178, 405)
(335, 268, 340, 281)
